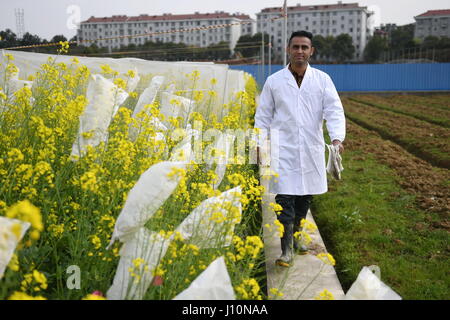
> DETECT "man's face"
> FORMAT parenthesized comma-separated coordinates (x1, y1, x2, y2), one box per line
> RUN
(287, 36, 314, 66)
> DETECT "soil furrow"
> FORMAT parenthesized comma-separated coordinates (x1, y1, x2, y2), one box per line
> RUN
(343, 98, 450, 169)
(345, 119, 450, 222)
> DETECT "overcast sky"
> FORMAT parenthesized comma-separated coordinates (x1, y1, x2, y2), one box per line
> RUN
(1, 0, 449, 40)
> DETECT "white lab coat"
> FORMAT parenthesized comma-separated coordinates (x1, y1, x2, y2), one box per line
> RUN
(255, 64, 346, 195)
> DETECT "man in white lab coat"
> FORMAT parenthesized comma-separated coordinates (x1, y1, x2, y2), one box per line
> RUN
(255, 31, 346, 267)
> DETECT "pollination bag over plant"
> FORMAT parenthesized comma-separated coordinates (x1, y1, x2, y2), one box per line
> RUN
(131, 75, 165, 119)
(226, 69, 246, 100)
(0, 63, 33, 97)
(206, 132, 236, 190)
(107, 227, 173, 300)
(0, 216, 30, 279)
(169, 124, 201, 163)
(175, 186, 242, 249)
(108, 161, 186, 247)
(345, 266, 402, 300)
(173, 256, 235, 300)
(128, 75, 166, 142)
(159, 92, 195, 126)
(71, 74, 128, 158)
(124, 67, 140, 93)
(0, 49, 248, 112)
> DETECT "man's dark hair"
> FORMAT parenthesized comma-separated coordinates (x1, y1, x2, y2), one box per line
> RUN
(288, 31, 313, 46)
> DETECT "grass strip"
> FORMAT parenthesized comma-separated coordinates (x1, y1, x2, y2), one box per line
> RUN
(313, 120, 449, 300)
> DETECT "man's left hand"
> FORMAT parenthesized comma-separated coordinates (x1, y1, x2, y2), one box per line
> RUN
(332, 140, 344, 154)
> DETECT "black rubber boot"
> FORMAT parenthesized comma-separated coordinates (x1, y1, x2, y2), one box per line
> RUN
(276, 223, 294, 267)
(293, 224, 309, 255)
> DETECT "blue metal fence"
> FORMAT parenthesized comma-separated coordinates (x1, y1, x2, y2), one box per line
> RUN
(230, 63, 450, 92)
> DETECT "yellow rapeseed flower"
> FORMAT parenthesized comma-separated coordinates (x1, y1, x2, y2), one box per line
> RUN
(6, 200, 43, 232)
(269, 202, 283, 215)
(57, 41, 70, 54)
(273, 219, 284, 237)
(8, 291, 47, 300)
(82, 294, 106, 300)
(113, 78, 127, 90)
(10, 223, 22, 239)
(126, 69, 136, 78)
(301, 218, 318, 232)
(316, 253, 336, 266)
(8, 253, 20, 272)
(314, 289, 335, 300)
(269, 287, 284, 298)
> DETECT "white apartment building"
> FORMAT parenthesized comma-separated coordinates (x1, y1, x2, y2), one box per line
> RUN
(256, 2, 374, 62)
(77, 11, 256, 51)
(414, 10, 450, 40)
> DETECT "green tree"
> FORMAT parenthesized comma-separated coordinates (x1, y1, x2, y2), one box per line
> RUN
(50, 35, 68, 43)
(331, 34, 355, 63)
(313, 35, 334, 61)
(390, 23, 416, 51)
(206, 41, 231, 61)
(363, 35, 388, 63)
(234, 33, 270, 59)
(421, 35, 440, 49)
(0, 29, 19, 48)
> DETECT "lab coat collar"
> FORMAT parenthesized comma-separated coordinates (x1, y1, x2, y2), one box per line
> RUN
(284, 63, 311, 90)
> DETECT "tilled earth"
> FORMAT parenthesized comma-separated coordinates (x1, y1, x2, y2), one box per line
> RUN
(343, 98, 450, 169)
(345, 119, 449, 231)
(349, 95, 450, 128)
(384, 94, 450, 111)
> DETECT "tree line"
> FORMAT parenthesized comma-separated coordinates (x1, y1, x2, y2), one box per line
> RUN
(363, 24, 450, 63)
(0, 28, 232, 61)
(1, 27, 449, 63)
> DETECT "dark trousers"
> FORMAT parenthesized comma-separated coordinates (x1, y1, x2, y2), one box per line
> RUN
(275, 194, 313, 227)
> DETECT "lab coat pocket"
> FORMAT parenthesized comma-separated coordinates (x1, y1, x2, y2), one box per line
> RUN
(274, 121, 300, 171)
(302, 144, 325, 176)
